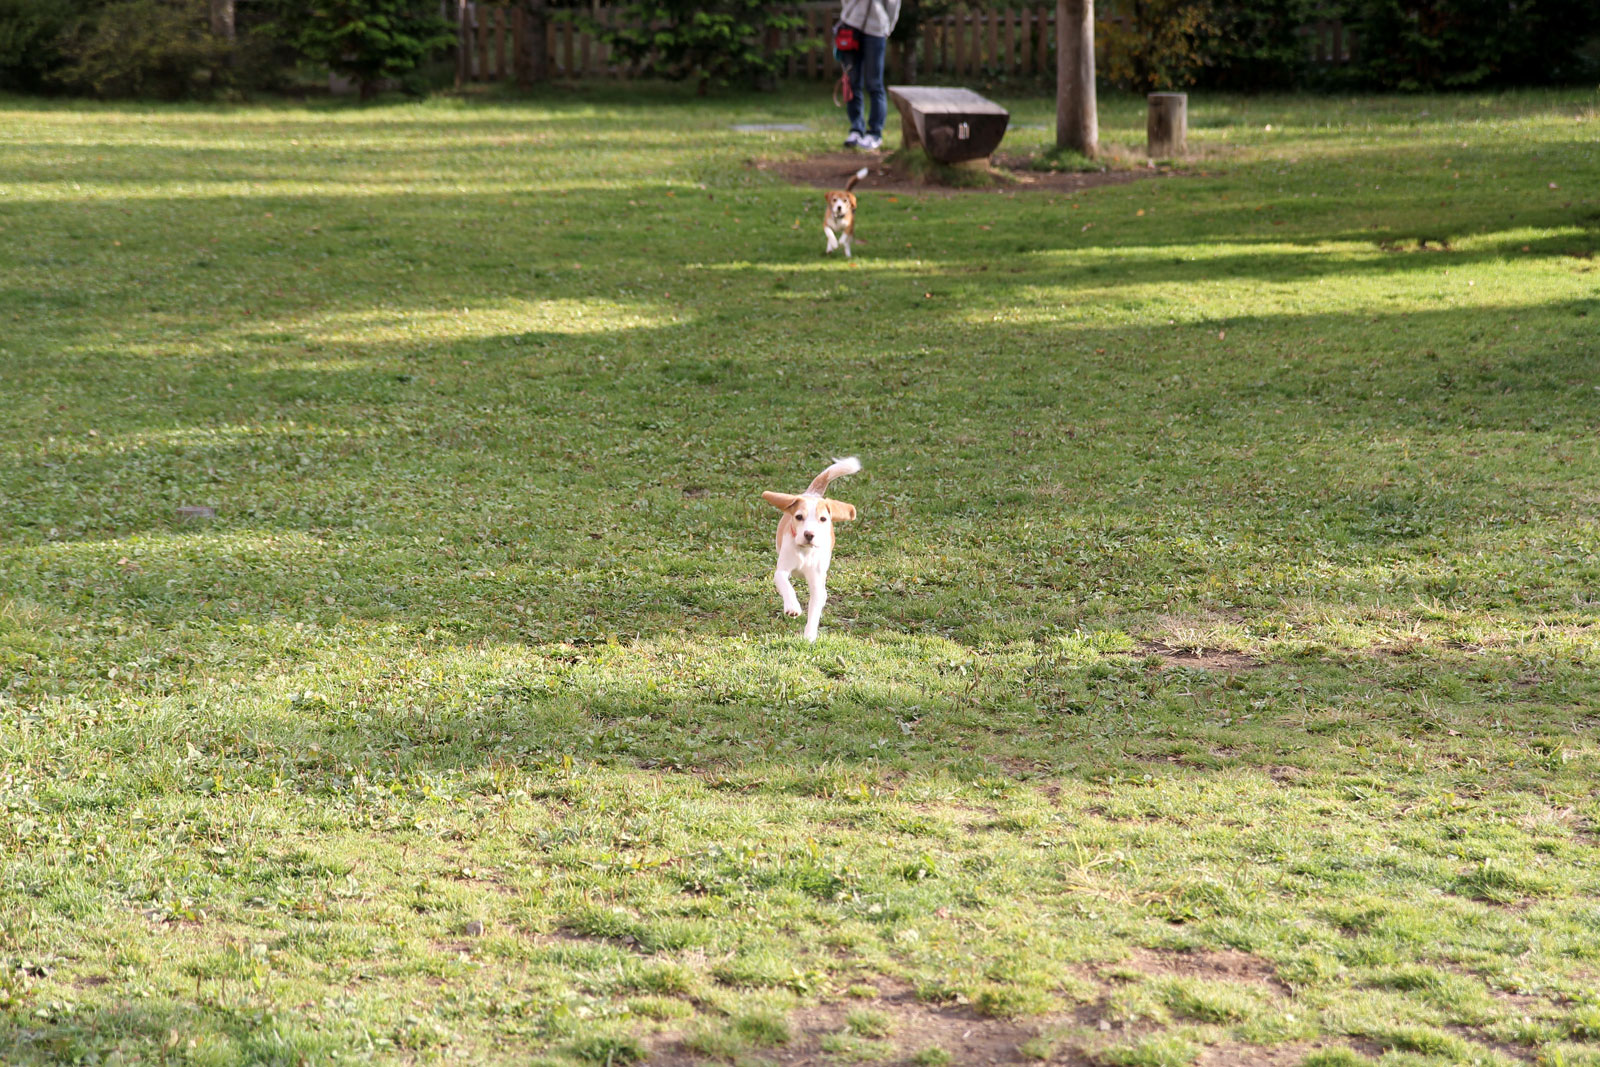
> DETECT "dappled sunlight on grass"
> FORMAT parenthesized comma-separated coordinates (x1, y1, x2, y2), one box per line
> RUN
(286, 299, 679, 345)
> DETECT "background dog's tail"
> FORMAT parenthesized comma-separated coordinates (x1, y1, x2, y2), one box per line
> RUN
(806, 456, 862, 495)
(844, 167, 869, 192)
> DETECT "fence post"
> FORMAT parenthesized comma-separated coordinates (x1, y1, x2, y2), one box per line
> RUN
(496, 6, 509, 80)
(530, 1, 550, 83)
(1004, 9, 1016, 76)
(950, 9, 959, 75)
(987, 7, 999, 74)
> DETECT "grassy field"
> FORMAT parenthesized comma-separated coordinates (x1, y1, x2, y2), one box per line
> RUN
(1, 83, 1598, 1066)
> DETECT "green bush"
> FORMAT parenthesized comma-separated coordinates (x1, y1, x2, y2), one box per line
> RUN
(579, 0, 812, 93)
(1097, 0, 1218, 90)
(0, 0, 102, 92)
(1194, 0, 1322, 90)
(264, 0, 452, 100)
(1333, 0, 1600, 90)
(53, 0, 231, 98)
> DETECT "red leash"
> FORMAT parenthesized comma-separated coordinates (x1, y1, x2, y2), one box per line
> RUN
(833, 69, 853, 107)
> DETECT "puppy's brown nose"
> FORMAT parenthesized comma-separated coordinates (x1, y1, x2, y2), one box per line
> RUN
(802, 531, 815, 542)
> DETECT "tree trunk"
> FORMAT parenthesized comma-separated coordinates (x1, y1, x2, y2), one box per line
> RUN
(209, 0, 235, 40)
(456, 0, 468, 88)
(1055, 0, 1097, 156)
(519, 0, 549, 86)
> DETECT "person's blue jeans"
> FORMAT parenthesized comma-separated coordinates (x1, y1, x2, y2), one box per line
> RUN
(845, 33, 887, 138)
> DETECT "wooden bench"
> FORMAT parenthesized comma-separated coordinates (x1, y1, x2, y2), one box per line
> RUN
(887, 86, 1010, 165)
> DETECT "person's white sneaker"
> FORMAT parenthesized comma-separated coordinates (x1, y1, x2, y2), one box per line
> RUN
(859, 133, 883, 150)
(843, 130, 864, 148)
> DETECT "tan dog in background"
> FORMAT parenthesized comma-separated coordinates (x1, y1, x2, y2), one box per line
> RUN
(824, 168, 869, 258)
(762, 457, 861, 641)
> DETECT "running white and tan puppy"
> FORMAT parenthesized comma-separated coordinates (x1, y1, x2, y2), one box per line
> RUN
(762, 457, 861, 641)
(824, 168, 869, 258)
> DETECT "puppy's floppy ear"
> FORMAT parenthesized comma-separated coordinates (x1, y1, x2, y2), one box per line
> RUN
(847, 193, 857, 209)
(823, 498, 856, 521)
(763, 491, 801, 511)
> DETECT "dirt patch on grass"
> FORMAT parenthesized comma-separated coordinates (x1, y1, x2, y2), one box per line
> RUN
(648, 979, 1056, 1066)
(1139, 643, 1262, 671)
(1448, 1024, 1539, 1063)
(647, 972, 1331, 1066)
(643, 959, 1365, 1065)
(758, 150, 1163, 196)
(1110, 948, 1290, 995)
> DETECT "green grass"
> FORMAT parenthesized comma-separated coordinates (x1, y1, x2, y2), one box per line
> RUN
(1027, 144, 1107, 172)
(885, 145, 1010, 187)
(1, 81, 1598, 1066)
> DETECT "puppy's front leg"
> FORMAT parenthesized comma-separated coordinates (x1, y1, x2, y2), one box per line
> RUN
(803, 571, 827, 641)
(842, 234, 852, 259)
(824, 226, 839, 254)
(775, 568, 803, 618)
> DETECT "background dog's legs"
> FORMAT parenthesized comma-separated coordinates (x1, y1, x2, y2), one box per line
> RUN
(803, 573, 827, 641)
(775, 569, 803, 617)
(824, 227, 839, 254)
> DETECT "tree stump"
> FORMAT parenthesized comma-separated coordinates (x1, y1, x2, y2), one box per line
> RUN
(1147, 92, 1187, 158)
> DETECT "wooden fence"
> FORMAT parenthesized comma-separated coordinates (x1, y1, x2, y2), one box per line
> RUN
(1296, 19, 1356, 65)
(454, 2, 1355, 85)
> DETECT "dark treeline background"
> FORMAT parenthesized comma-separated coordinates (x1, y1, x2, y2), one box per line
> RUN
(0, 0, 1596, 100)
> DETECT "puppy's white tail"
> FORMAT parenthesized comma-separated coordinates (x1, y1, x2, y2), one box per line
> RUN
(805, 456, 861, 496)
(844, 166, 869, 192)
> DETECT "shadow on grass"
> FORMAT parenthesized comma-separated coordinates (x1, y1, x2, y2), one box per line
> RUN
(0, 998, 364, 1066)
(5, 275, 1598, 680)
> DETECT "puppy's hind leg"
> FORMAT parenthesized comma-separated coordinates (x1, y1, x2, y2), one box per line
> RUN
(803, 572, 828, 641)
(775, 568, 803, 618)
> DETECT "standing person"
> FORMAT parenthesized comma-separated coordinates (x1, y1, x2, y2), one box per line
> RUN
(838, 0, 901, 150)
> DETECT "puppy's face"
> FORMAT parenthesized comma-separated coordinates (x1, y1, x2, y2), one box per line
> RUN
(825, 190, 856, 230)
(763, 492, 857, 549)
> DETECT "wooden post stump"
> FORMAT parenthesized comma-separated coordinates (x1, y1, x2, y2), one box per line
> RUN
(1147, 92, 1187, 158)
